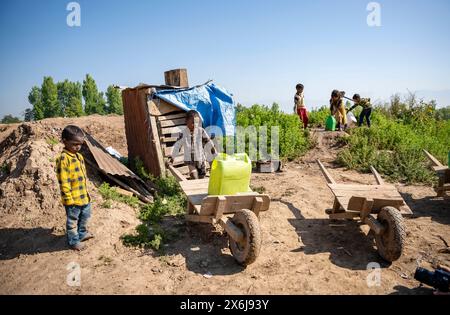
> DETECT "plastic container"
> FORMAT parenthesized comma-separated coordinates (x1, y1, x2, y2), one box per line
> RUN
(325, 116, 337, 131)
(208, 153, 252, 196)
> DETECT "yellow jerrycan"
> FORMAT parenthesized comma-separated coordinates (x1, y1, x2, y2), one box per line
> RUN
(208, 153, 252, 196)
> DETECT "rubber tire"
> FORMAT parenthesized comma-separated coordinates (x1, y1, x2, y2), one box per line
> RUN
(375, 207, 406, 262)
(229, 209, 262, 266)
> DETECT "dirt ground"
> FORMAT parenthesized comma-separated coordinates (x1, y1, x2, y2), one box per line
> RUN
(0, 117, 449, 295)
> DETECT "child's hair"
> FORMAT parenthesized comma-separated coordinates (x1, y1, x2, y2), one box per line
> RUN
(296, 84, 304, 90)
(353, 94, 361, 100)
(331, 90, 341, 98)
(62, 125, 84, 141)
(186, 110, 199, 121)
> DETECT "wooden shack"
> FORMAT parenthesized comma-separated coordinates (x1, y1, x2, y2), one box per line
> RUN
(122, 69, 191, 178)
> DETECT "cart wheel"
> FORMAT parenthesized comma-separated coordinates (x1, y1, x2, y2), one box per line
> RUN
(229, 209, 262, 266)
(375, 207, 406, 262)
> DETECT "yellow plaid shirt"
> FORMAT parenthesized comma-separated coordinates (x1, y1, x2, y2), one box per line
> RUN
(55, 149, 91, 206)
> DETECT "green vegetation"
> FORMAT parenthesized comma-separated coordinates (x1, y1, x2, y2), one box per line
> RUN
(26, 74, 123, 121)
(98, 182, 140, 208)
(235, 103, 312, 161)
(337, 95, 449, 184)
(0, 115, 21, 124)
(120, 158, 187, 251)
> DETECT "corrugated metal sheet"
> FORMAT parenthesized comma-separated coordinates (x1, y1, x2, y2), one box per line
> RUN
(84, 133, 139, 179)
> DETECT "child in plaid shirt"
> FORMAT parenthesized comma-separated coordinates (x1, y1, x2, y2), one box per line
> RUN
(55, 125, 94, 251)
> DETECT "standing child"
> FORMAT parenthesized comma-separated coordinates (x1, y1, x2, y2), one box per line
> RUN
(170, 110, 217, 179)
(55, 125, 93, 251)
(294, 84, 309, 129)
(330, 90, 347, 131)
(348, 94, 372, 128)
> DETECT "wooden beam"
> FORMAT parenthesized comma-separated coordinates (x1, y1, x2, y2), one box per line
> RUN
(185, 214, 214, 224)
(168, 164, 188, 182)
(424, 150, 444, 167)
(157, 112, 187, 121)
(370, 166, 385, 185)
(218, 217, 244, 243)
(364, 215, 385, 235)
(149, 115, 166, 177)
(159, 118, 186, 128)
(317, 159, 337, 185)
(214, 196, 227, 220)
(252, 197, 264, 218)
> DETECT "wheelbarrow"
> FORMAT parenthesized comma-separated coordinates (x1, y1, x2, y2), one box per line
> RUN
(424, 150, 450, 198)
(169, 166, 271, 266)
(317, 160, 413, 262)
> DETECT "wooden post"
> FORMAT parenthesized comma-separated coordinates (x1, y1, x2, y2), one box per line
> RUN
(317, 159, 337, 185)
(370, 166, 385, 185)
(164, 69, 189, 88)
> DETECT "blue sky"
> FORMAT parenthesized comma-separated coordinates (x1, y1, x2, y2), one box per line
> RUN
(1, 0, 450, 118)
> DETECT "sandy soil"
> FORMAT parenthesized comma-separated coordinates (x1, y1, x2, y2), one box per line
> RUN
(0, 118, 449, 295)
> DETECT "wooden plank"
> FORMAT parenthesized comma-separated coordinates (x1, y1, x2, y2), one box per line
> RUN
(317, 160, 337, 185)
(149, 115, 166, 177)
(161, 125, 185, 135)
(329, 211, 361, 220)
(218, 217, 244, 242)
(159, 118, 186, 128)
(424, 150, 444, 167)
(168, 165, 188, 182)
(157, 112, 187, 121)
(165, 146, 184, 157)
(161, 136, 180, 143)
(370, 166, 385, 185)
(148, 99, 181, 116)
(176, 165, 190, 176)
(199, 195, 271, 216)
(215, 196, 227, 220)
(328, 184, 397, 191)
(185, 214, 214, 224)
(252, 197, 264, 217)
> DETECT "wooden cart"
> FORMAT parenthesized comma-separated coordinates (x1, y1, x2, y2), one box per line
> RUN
(424, 150, 450, 197)
(317, 160, 412, 262)
(169, 166, 271, 266)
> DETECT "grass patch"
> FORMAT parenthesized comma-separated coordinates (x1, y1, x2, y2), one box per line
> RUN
(98, 182, 140, 208)
(120, 159, 187, 251)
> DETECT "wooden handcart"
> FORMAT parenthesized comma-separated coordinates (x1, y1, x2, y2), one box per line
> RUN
(317, 160, 412, 262)
(169, 166, 271, 266)
(424, 150, 450, 197)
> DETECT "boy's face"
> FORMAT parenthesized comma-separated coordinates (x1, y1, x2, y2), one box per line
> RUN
(186, 117, 195, 132)
(353, 97, 361, 103)
(63, 136, 84, 154)
(296, 87, 304, 93)
(332, 95, 339, 101)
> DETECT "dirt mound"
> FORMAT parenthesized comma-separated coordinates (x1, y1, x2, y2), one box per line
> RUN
(0, 115, 127, 229)
(302, 129, 349, 164)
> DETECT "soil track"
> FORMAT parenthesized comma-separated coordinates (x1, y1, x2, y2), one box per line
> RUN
(0, 119, 448, 295)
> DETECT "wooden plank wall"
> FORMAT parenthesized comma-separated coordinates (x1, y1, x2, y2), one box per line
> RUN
(156, 111, 190, 177)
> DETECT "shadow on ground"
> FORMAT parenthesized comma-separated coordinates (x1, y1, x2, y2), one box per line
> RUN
(276, 199, 391, 271)
(401, 192, 450, 225)
(0, 227, 67, 260)
(149, 217, 245, 276)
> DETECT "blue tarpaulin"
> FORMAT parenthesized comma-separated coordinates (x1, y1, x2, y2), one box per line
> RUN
(155, 82, 236, 136)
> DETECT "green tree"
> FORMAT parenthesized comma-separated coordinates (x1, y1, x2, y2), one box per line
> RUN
(41, 76, 60, 118)
(28, 86, 44, 120)
(105, 85, 123, 115)
(82, 74, 105, 115)
(1, 115, 21, 124)
(57, 80, 84, 117)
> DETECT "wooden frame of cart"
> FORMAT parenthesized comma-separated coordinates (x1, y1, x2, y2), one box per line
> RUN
(317, 160, 412, 262)
(169, 166, 270, 266)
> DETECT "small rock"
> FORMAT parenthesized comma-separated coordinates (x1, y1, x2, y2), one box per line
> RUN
(400, 273, 409, 279)
(191, 247, 200, 252)
(203, 272, 213, 279)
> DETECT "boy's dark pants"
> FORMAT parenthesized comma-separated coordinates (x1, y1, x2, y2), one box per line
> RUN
(65, 204, 91, 246)
(359, 108, 372, 127)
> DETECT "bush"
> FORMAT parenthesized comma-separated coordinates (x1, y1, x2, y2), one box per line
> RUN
(338, 97, 450, 184)
(98, 182, 140, 208)
(235, 103, 311, 161)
